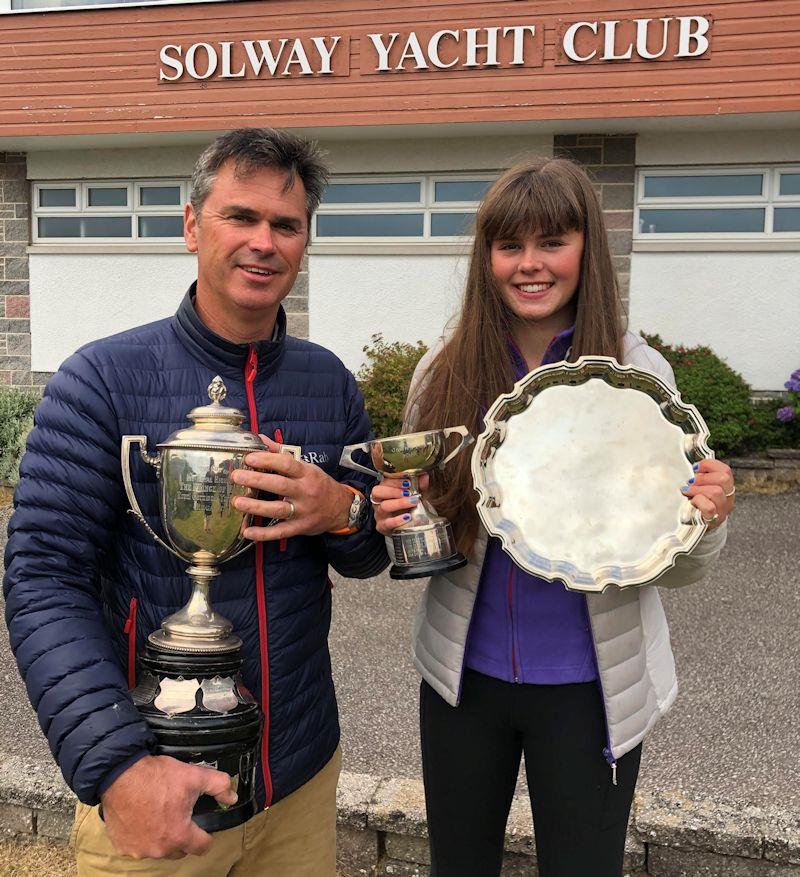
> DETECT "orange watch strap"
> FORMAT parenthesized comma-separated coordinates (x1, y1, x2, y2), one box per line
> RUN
(328, 484, 365, 535)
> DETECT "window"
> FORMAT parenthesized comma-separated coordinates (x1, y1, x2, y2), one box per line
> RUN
(33, 180, 188, 243)
(4, 0, 231, 13)
(314, 175, 496, 242)
(635, 167, 800, 238)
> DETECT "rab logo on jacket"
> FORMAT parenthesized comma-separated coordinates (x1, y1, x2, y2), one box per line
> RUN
(301, 450, 330, 465)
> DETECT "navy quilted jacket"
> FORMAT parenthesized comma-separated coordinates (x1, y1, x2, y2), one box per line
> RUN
(3, 288, 388, 808)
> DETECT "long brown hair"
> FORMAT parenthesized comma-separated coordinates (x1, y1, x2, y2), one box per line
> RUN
(411, 157, 624, 556)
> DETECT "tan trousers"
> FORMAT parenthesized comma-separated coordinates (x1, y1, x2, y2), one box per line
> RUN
(71, 746, 341, 877)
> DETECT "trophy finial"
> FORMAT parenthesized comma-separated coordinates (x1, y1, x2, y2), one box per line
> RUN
(208, 376, 227, 404)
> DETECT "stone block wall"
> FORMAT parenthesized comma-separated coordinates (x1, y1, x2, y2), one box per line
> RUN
(553, 133, 636, 315)
(0, 152, 42, 394)
(2, 759, 799, 876)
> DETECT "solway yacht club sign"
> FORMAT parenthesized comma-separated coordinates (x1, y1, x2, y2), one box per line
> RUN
(158, 15, 712, 82)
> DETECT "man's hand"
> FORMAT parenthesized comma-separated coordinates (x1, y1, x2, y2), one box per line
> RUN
(100, 754, 237, 859)
(230, 436, 354, 541)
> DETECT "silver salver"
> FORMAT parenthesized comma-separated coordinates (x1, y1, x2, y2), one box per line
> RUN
(472, 356, 713, 593)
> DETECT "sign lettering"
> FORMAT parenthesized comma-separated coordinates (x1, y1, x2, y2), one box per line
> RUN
(158, 15, 711, 83)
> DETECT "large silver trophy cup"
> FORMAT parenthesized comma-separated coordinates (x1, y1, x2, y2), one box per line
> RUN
(121, 376, 297, 832)
(340, 427, 473, 579)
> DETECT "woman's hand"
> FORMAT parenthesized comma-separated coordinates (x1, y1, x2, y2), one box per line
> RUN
(680, 459, 735, 530)
(371, 474, 430, 536)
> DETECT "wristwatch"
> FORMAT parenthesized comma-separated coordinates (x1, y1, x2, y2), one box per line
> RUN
(328, 485, 368, 536)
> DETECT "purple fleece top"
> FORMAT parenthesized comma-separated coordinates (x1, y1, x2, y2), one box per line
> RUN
(463, 327, 598, 685)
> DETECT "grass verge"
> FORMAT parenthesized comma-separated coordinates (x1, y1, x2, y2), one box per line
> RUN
(0, 839, 76, 877)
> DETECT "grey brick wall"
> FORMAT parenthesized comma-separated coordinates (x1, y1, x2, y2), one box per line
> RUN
(285, 253, 309, 339)
(0, 152, 45, 394)
(553, 134, 636, 314)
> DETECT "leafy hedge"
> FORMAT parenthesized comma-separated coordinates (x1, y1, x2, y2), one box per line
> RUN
(357, 334, 428, 438)
(0, 386, 38, 486)
(642, 334, 799, 456)
(355, 331, 798, 456)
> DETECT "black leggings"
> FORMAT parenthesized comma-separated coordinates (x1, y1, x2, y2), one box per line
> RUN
(420, 670, 641, 877)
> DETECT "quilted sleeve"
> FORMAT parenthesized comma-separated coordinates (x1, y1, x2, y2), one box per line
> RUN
(3, 350, 155, 805)
(321, 370, 389, 579)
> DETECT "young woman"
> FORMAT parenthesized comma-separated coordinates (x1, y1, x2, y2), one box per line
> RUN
(371, 158, 734, 877)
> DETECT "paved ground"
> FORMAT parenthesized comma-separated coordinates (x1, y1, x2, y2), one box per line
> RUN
(2, 492, 799, 813)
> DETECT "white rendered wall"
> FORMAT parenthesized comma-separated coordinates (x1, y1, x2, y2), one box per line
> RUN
(628, 252, 800, 392)
(30, 254, 197, 372)
(636, 129, 800, 166)
(308, 254, 469, 373)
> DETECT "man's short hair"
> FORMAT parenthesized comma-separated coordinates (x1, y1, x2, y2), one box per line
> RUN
(190, 127, 330, 227)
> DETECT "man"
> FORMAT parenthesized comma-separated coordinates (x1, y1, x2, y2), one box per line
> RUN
(3, 128, 388, 874)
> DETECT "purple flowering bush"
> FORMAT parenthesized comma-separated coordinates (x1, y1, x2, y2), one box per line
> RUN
(776, 368, 800, 423)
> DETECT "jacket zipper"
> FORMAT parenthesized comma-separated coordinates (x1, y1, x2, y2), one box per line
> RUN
(507, 564, 519, 684)
(585, 596, 618, 785)
(245, 345, 274, 808)
(123, 597, 138, 690)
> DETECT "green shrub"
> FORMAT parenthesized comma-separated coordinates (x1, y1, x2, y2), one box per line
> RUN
(357, 334, 428, 438)
(742, 397, 800, 453)
(0, 387, 38, 486)
(641, 334, 753, 457)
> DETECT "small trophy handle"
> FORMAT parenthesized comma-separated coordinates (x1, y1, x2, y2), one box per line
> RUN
(339, 443, 377, 478)
(121, 435, 183, 561)
(440, 426, 474, 468)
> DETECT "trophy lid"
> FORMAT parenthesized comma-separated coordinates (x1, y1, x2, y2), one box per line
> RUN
(158, 375, 267, 452)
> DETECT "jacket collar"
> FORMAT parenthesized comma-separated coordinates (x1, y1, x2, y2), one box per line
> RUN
(507, 325, 575, 379)
(171, 283, 287, 380)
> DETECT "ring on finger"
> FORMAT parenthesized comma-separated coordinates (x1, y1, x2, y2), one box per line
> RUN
(702, 512, 720, 525)
(724, 486, 736, 498)
(369, 496, 382, 507)
(284, 499, 296, 521)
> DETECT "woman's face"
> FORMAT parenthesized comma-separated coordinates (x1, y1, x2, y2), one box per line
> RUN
(490, 228, 584, 327)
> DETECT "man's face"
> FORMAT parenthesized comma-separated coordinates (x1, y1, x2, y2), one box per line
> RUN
(184, 161, 308, 330)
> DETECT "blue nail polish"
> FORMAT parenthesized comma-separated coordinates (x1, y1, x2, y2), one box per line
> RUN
(402, 480, 411, 488)
(410, 496, 419, 503)
(681, 485, 689, 491)
(692, 463, 699, 471)
(688, 477, 695, 484)
(402, 514, 411, 521)
(402, 490, 410, 496)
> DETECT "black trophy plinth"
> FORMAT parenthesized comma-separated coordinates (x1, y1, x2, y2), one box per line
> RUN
(132, 644, 262, 832)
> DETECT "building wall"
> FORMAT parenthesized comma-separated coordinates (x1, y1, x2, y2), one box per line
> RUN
(310, 132, 637, 371)
(309, 252, 468, 373)
(629, 129, 800, 392)
(1, 1, 798, 137)
(636, 129, 800, 167)
(0, 153, 38, 392)
(628, 251, 800, 392)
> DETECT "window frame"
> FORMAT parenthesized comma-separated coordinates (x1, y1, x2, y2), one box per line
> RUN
(1, 0, 232, 15)
(32, 178, 189, 244)
(313, 172, 496, 243)
(635, 165, 800, 241)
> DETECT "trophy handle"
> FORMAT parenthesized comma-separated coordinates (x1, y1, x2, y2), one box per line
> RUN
(121, 435, 183, 561)
(339, 443, 377, 478)
(440, 426, 474, 468)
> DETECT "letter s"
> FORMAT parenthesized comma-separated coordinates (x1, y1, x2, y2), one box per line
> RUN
(160, 44, 183, 81)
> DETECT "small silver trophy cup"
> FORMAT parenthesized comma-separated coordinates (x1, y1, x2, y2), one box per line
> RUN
(340, 427, 473, 579)
(121, 376, 297, 832)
